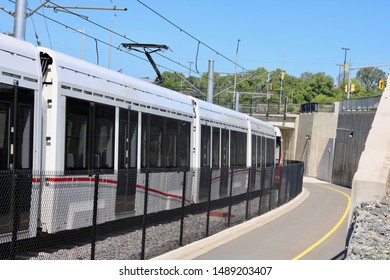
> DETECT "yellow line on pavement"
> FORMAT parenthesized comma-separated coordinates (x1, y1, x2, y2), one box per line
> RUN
(291, 185, 351, 260)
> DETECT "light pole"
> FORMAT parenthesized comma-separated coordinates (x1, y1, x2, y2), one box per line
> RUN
(342, 47, 350, 86)
(336, 64, 343, 89)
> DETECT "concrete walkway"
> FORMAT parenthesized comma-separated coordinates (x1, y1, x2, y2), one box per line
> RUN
(153, 177, 351, 260)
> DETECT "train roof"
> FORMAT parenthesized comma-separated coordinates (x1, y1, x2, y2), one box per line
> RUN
(193, 97, 249, 130)
(274, 126, 282, 137)
(38, 46, 194, 118)
(0, 34, 41, 90)
(0, 35, 276, 135)
(249, 116, 277, 137)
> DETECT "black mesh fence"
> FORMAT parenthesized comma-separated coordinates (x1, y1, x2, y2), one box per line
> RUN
(0, 162, 303, 260)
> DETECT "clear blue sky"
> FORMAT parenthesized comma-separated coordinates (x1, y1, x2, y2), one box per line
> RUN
(2, 0, 390, 82)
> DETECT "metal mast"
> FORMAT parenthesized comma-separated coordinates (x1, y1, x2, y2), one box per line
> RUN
(13, 0, 27, 39)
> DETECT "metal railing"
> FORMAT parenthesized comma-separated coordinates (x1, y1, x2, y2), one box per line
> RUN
(341, 95, 381, 111)
(300, 102, 335, 113)
(0, 162, 304, 260)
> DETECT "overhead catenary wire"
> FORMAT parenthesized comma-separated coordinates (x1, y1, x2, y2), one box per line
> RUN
(135, 0, 250, 73)
(7, 0, 260, 98)
(45, 1, 206, 79)
(134, 0, 263, 97)
(39, 0, 53, 48)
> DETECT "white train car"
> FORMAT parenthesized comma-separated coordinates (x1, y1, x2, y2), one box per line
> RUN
(248, 116, 276, 191)
(0, 34, 42, 241)
(38, 46, 195, 233)
(0, 33, 278, 237)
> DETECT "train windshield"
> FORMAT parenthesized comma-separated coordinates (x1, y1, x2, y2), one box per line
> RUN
(275, 136, 282, 165)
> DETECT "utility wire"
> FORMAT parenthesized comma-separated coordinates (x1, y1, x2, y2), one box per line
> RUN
(40, 0, 53, 48)
(45, 1, 200, 78)
(8, 0, 258, 98)
(135, 0, 250, 73)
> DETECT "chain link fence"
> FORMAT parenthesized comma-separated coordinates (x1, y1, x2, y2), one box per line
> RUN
(0, 162, 303, 260)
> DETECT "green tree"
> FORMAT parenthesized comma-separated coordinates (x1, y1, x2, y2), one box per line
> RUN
(300, 72, 336, 102)
(356, 67, 387, 93)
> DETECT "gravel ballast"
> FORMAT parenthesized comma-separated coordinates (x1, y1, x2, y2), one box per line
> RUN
(346, 194, 390, 260)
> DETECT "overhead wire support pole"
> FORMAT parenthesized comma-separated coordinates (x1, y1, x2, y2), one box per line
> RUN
(13, 0, 27, 39)
(347, 59, 352, 99)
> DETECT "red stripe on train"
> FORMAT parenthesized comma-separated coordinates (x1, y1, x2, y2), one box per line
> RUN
(136, 184, 193, 204)
(44, 177, 193, 204)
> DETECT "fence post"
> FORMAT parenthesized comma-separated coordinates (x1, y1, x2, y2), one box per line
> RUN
(179, 170, 187, 247)
(90, 172, 99, 260)
(205, 168, 212, 237)
(141, 170, 150, 260)
(257, 168, 264, 216)
(245, 168, 251, 221)
(269, 167, 274, 211)
(277, 166, 282, 207)
(10, 170, 20, 260)
(227, 167, 234, 227)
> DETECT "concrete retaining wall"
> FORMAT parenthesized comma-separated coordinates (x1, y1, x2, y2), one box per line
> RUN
(350, 79, 390, 218)
(296, 112, 338, 179)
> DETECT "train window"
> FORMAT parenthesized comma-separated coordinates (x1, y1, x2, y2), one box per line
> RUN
(65, 98, 115, 171)
(129, 114, 138, 169)
(17, 105, 33, 168)
(141, 113, 191, 169)
(256, 136, 261, 167)
(201, 125, 211, 167)
(141, 114, 148, 168)
(212, 127, 220, 168)
(94, 104, 115, 169)
(267, 138, 275, 167)
(177, 120, 190, 167)
(261, 136, 266, 167)
(119, 110, 138, 169)
(165, 118, 178, 168)
(117, 109, 138, 214)
(230, 131, 246, 167)
(0, 83, 34, 233)
(119, 110, 128, 169)
(0, 103, 10, 170)
(221, 129, 229, 167)
(65, 99, 89, 170)
(149, 114, 163, 168)
(251, 135, 256, 167)
(0, 83, 34, 170)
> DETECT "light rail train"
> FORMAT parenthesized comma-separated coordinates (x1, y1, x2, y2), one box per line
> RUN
(0, 34, 281, 241)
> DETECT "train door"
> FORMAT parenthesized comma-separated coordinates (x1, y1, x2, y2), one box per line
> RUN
(199, 125, 211, 200)
(115, 109, 138, 214)
(219, 128, 229, 196)
(0, 82, 34, 234)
